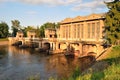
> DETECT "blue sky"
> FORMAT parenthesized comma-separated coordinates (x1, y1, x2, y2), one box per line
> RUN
(0, 0, 113, 28)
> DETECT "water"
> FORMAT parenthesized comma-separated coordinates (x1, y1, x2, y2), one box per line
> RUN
(0, 45, 95, 80)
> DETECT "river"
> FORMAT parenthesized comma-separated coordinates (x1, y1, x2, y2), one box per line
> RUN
(0, 45, 95, 80)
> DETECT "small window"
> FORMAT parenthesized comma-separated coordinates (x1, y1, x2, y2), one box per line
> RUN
(50, 35, 52, 38)
(31, 35, 33, 38)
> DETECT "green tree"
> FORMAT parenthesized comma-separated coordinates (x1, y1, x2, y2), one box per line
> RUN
(11, 20, 21, 37)
(105, 0, 120, 44)
(0, 22, 9, 38)
(36, 26, 41, 37)
(55, 22, 60, 29)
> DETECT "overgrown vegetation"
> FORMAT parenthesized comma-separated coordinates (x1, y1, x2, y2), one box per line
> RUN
(105, 0, 120, 44)
(0, 22, 9, 38)
(0, 46, 7, 58)
(11, 20, 21, 37)
(73, 45, 120, 80)
(107, 45, 120, 58)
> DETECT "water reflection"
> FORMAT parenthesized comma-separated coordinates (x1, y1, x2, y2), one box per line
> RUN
(0, 45, 95, 80)
(0, 45, 7, 59)
(45, 55, 95, 79)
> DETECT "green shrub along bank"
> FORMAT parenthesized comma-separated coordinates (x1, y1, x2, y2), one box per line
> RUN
(74, 45, 120, 80)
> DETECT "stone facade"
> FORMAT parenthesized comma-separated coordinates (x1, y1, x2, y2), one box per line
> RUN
(58, 13, 105, 42)
(45, 28, 56, 38)
(56, 13, 105, 57)
(10, 13, 106, 57)
(16, 30, 24, 40)
(27, 30, 36, 39)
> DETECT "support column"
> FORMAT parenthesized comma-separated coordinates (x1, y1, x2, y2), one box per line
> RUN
(39, 41, 42, 48)
(79, 43, 83, 56)
(52, 42, 56, 50)
(22, 40, 25, 45)
(55, 42, 59, 50)
(66, 42, 70, 51)
(96, 44, 100, 57)
(50, 42, 53, 50)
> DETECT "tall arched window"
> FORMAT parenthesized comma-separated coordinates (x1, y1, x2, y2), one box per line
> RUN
(74, 24, 76, 38)
(92, 23, 95, 38)
(77, 24, 80, 38)
(87, 23, 90, 38)
(81, 24, 84, 38)
(96, 22, 100, 38)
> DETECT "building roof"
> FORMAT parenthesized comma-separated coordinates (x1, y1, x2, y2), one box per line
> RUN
(60, 13, 105, 24)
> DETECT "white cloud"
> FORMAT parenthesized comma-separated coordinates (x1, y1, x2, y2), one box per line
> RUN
(0, 0, 8, 3)
(72, 0, 114, 11)
(18, 0, 81, 6)
(0, 0, 15, 2)
(0, 0, 114, 11)
(73, 0, 104, 10)
(0, 0, 81, 6)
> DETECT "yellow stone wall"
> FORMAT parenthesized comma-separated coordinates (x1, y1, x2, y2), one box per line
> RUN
(45, 28, 56, 38)
(16, 31, 24, 40)
(58, 13, 105, 42)
(27, 31, 36, 38)
(56, 13, 105, 56)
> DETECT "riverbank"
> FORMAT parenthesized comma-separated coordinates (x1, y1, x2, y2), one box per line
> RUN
(74, 45, 120, 80)
(0, 41, 9, 45)
(0, 38, 9, 45)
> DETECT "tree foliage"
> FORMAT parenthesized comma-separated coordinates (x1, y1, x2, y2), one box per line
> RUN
(0, 22, 9, 38)
(11, 20, 21, 37)
(36, 26, 41, 37)
(105, 0, 120, 44)
(10, 21, 60, 38)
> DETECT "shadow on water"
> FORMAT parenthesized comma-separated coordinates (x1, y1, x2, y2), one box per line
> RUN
(0, 45, 96, 80)
(0, 45, 7, 59)
(45, 55, 96, 79)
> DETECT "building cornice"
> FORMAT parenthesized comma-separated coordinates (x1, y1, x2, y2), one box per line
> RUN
(60, 13, 105, 25)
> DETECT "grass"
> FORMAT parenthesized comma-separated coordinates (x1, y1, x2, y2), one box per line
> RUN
(72, 63, 120, 80)
(75, 45, 120, 80)
(0, 38, 8, 41)
(107, 45, 120, 58)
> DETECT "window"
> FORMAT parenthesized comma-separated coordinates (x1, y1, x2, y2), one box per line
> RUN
(87, 23, 90, 38)
(69, 25, 71, 38)
(96, 22, 100, 38)
(66, 26, 68, 39)
(50, 35, 52, 38)
(77, 24, 80, 38)
(31, 35, 33, 38)
(62, 26, 65, 38)
(81, 24, 84, 38)
(74, 24, 76, 38)
(92, 23, 95, 38)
